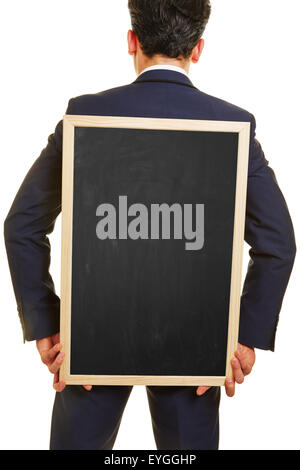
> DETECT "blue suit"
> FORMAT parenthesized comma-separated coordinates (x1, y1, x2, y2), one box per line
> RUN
(4, 69, 296, 449)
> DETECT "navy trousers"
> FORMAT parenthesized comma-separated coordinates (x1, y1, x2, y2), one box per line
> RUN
(50, 385, 220, 450)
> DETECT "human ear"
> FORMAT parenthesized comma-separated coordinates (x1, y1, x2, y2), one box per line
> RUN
(127, 29, 137, 56)
(191, 39, 205, 64)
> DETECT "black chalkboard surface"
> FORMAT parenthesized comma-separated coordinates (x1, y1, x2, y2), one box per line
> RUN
(60, 116, 250, 386)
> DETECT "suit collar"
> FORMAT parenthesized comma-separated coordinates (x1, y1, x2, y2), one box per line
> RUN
(132, 69, 196, 88)
(138, 64, 189, 77)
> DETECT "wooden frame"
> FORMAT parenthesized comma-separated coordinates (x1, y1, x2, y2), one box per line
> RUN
(60, 115, 250, 386)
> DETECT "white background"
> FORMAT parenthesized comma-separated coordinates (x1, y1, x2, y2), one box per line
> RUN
(0, 0, 299, 450)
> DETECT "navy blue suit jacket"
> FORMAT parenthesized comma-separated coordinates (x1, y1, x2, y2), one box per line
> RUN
(4, 69, 296, 350)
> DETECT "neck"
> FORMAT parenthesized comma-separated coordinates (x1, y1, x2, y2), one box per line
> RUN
(136, 55, 190, 76)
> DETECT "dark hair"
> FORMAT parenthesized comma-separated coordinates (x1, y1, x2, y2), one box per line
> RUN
(128, 0, 211, 59)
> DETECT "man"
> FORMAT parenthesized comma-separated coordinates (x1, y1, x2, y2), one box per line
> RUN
(4, 0, 296, 450)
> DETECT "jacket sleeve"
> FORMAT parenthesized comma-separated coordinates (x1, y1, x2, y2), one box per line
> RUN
(238, 114, 296, 351)
(4, 99, 75, 341)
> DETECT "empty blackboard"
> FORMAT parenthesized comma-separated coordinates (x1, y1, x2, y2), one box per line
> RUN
(60, 115, 250, 386)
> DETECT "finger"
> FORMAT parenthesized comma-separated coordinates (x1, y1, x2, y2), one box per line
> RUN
(83, 385, 92, 391)
(235, 350, 253, 376)
(53, 372, 66, 392)
(52, 333, 60, 345)
(196, 386, 211, 396)
(40, 343, 62, 365)
(54, 382, 66, 392)
(225, 378, 235, 397)
(231, 357, 244, 384)
(48, 352, 65, 374)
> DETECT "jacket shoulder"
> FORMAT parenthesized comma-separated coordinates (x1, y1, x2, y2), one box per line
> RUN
(195, 89, 254, 123)
(66, 84, 133, 115)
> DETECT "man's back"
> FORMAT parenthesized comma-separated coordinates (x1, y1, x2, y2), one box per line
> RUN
(5, 67, 295, 351)
(70, 68, 252, 123)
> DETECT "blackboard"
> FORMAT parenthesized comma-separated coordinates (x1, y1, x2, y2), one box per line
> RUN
(60, 116, 250, 386)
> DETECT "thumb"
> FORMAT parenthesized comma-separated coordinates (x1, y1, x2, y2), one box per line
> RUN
(196, 386, 211, 396)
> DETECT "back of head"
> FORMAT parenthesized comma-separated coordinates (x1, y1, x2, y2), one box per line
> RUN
(128, 0, 211, 58)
